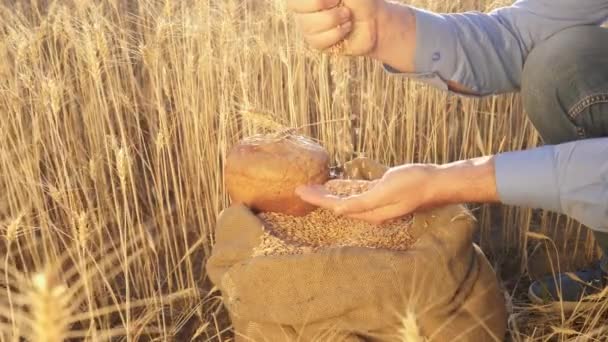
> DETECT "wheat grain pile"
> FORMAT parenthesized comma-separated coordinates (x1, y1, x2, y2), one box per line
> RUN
(254, 179, 415, 257)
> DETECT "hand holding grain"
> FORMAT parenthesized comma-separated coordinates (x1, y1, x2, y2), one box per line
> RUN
(296, 164, 437, 224)
(286, 0, 383, 55)
(296, 157, 500, 224)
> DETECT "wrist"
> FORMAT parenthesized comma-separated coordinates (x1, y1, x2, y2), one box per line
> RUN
(427, 157, 499, 206)
(369, 1, 416, 72)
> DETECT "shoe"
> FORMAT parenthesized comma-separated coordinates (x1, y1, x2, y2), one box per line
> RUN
(528, 263, 608, 311)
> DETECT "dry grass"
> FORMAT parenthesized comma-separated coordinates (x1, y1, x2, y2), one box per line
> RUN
(0, 0, 604, 340)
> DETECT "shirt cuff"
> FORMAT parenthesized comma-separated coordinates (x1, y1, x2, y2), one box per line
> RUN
(494, 146, 562, 213)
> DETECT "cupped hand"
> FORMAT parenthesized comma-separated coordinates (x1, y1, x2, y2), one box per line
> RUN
(296, 164, 439, 224)
(286, 0, 383, 55)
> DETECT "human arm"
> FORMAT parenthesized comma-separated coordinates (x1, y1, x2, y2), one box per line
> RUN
(288, 0, 608, 96)
(296, 157, 499, 224)
(285, 0, 464, 90)
(496, 138, 608, 231)
(296, 138, 608, 231)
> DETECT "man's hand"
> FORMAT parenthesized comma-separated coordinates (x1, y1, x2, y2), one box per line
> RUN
(295, 157, 500, 224)
(297, 164, 437, 224)
(287, 0, 385, 56)
(287, 0, 417, 71)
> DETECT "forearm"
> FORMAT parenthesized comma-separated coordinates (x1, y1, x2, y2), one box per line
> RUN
(370, 2, 487, 94)
(425, 156, 500, 206)
(369, 1, 416, 73)
(495, 139, 608, 231)
(423, 139, 608, 232)
(372, 1, 608, 96)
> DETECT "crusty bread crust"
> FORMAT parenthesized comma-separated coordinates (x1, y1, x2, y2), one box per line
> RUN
(225, 134, 330, 216)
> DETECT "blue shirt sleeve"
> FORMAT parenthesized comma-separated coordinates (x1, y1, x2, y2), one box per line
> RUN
(387, 0, 608, 96)
(495, 138, 608, 231)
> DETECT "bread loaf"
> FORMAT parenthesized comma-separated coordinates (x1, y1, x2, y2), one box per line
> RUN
(224, 133, 330, 216)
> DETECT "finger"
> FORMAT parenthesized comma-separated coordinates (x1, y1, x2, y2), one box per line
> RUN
(295, 185, 343, 211)
(287, 0, 342, 13)
(334, 184, 390, 215)
(296, 6, 351, 34)
(346, 202, 412, 225)
(304, 21, 353, 51)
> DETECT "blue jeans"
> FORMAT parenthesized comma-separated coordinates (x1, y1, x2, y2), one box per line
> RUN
(521, 25, 608, 271)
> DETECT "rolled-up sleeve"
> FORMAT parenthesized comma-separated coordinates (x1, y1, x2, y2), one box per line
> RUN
(495, 138, 608, 231)
(386, 0, 608, 96)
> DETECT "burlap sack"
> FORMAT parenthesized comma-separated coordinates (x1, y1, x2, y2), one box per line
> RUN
(207, 159, 507, 341)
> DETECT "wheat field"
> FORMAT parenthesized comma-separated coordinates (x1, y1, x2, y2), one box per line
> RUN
(0, 0, 606, 340)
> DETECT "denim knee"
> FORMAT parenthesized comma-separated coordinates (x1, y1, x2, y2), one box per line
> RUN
(522, 26, 608, 145)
